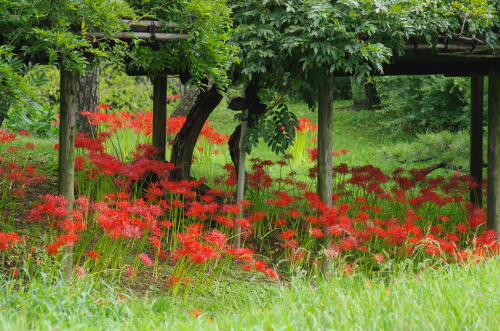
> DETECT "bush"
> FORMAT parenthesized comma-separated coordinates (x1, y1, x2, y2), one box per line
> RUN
(4, 65, 59, 137)
(376, 75, 471, 133)
(383, 131, 470, 171)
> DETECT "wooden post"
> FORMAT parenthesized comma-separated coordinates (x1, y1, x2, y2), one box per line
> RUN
(317, 70, 334, 207)
(152, 75, 167, 161)
(235, 109, 248, 249)
(470, 76, 484, 206)
(488, 67, 500, 239)
(59, 68, 78, 278)
(318, 70, 334, 275)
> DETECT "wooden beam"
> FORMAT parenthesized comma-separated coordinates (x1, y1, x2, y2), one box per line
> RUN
(59, 67, 78, 277)
(122, 20, 178, 31)
(88, 32, 188, 40)
(487, 67, 500, 239)
(152, 75, 168, 161)
(470, 76, 484, 206)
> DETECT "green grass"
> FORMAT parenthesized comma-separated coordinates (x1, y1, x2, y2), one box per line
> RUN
(0, 259, 498, 330)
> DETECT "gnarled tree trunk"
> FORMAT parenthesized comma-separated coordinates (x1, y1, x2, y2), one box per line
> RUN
(228, 79, 267, 173)
(76, 65, 100, 135)
(171, 84, 198, 118)
(170, 80, 223, 180)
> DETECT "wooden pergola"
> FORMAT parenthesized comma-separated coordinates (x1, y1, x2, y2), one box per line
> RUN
(21, 21, 500, 247)
(315, 39, 500, 241)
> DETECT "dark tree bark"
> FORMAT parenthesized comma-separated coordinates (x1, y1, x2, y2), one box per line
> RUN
(76, 65, 100, 135)
(228, 79, 267, 172)
(318, 70, 334, 276)
(170, 80, 223, 180)
(171, 84, 198, 118)
(350, 76, 380, 110)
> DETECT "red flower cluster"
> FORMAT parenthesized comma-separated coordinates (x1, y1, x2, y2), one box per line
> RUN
(0, 232, 24, 250)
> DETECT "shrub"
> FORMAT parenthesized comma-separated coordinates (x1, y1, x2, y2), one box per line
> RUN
(376, 75, 471, 133)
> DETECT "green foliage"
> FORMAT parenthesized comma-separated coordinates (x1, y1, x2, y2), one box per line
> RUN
(0, 46, 27, 119)
(126, 0, 236, 88)
(0, 0, 134, 69)
(377, 75, 471, 133)
(245, 103, 299, 155)
(230, 0, 497, 153)
(384, 130, 470, 170)
(3, 66, 60, 137)
(100, 65, 153, 111)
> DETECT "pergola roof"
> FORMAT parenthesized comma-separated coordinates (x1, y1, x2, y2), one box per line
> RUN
(382, 42, 500, 76)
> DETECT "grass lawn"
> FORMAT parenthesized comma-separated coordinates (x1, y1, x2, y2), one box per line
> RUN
(0, 259, 498, 330)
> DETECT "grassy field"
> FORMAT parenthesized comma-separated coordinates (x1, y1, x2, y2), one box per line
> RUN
(1, 102, 497, 331)
(0, 259, 498, 330)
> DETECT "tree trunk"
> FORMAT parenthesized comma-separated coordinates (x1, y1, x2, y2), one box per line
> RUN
(171, 84, 198, 118)
(229, 125, 241, 171)
(59, 68, 78, 278)
(364, 80, 380, 109)
(170, 80, 223, 180)
(317, 72, 334, 206)
(350, 76, 379, 110)
(152, 75, 167, 161)
(76, 65, 100, 135)
(318, 70, 334, 276)
(228, 80, 267, 173)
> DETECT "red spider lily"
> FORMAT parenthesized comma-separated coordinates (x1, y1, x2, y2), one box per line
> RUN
(0, 232, 24, 250)
(24, 142, 35, 150)
(203, 229, 227, 249)
(166, 94, 181, 102)
(125, 266, 135, 277)
(0, 129, 16, 144)
(373, 254, 385, 263)
(85, 250, 101, 260)
(76, 266, 86, 277)
(97, 104, 112, 110)
(17, 129, 30, 136)
(309, 228, 325, 238)
(296, 118, 318, 133)
(278, 231, 295, 241)
(464, 202, 486, 228)
(138, 253, 154, 266)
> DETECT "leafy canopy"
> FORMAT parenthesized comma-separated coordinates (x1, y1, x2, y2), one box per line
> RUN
(230, 0, 497, 154)
(0, 0, 235, 87)
(126, 0, 236, 88)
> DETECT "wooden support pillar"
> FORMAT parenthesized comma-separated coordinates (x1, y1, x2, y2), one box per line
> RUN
(152, 75, 168, 161)
(59, 68, 78, 277)
(470, 76, 484, 206)
(234, 109, 248, 249)
(487, 67, 500, 239)
(317, 70, 334, 207)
